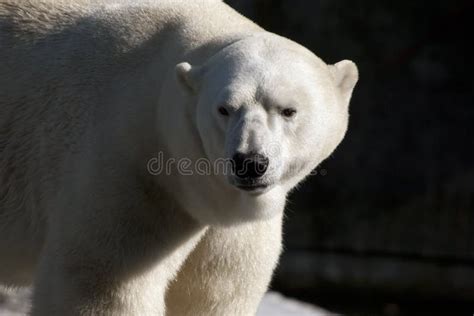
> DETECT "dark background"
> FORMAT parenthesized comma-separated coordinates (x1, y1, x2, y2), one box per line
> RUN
(225, 1, 474, 315)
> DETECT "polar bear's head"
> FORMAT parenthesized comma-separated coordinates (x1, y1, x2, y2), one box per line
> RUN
(175, 34, 357, 222)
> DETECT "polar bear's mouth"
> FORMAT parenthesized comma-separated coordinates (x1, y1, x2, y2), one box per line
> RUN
(233, 178, 270, 193)
(236, 183, 269, 192)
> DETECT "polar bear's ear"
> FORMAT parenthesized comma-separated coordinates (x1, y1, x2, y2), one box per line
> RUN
(176, 62, 202, 94)
(329, 60, 359, 106)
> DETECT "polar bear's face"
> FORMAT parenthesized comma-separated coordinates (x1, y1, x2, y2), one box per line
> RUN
(176, 35, 358, 197)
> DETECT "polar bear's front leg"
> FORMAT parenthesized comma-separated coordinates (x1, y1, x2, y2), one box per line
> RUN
(31, 189, 204, 316)
(33, 251, 171, 316)
(166, 213, 283, 316)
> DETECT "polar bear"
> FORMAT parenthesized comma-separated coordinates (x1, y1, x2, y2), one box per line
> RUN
(0, 0, 358, 315)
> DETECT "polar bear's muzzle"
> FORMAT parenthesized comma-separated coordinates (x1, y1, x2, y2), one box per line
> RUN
(230, 151, 271, 192)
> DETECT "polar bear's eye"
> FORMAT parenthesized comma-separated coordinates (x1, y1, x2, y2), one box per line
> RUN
(281, 108, 297, 118)
(218, 106, 229, 116)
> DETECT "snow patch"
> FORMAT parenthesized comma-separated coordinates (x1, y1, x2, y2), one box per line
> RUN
(0, 287, 335, 316)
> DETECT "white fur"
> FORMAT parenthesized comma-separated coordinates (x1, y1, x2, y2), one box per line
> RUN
(0, 0, 358, 315)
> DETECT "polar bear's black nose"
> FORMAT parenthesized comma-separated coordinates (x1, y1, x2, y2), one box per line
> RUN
(232, 152, 269, 179)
